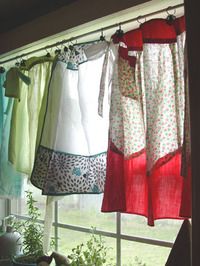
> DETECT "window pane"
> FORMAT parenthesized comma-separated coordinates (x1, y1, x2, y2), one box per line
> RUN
(57, 228, 116, 264)
(121, 214, 182, 242)
(58, 194, 116, 232)
(0, 199, 6, 219)
(122, 240, 171, 266)
(11, 183, 46, 219)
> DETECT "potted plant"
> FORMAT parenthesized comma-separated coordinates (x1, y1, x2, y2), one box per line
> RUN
(67, 228, 114, 266)
(12, 191, 47, 266)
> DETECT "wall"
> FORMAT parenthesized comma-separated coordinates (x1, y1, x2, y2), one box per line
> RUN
(185, 0, 200, 265)
(0, 0, 149, 55)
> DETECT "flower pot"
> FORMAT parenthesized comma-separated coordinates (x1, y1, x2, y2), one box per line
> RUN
(12, 255, 36, 266)
(0, 226, 21, 261)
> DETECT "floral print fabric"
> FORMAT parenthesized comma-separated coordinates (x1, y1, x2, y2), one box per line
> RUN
(31, 146, 106, 195)
(101, 17, 191, 225)
(143, 42, 185, 172)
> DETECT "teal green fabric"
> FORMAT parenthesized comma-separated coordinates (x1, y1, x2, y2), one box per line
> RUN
(0, 72, 23, 198)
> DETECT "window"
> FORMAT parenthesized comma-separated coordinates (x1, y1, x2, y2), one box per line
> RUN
(11, 184, 182, 265)
(3, 1, 185, 265)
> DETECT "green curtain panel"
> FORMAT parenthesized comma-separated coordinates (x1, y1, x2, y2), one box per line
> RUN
(8, 56, 54, 176)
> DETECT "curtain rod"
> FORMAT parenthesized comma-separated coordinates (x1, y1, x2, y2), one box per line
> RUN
(0, 3, 184, 65)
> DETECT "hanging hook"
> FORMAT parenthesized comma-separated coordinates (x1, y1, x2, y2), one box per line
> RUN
(15, 58, 20, 67)
(115, 23, 124, 38)
(60, 42, 68, 53)
(100, 28, 105, 41)
(68, 38, 75, 51)
(166, 6, 176, 16)
(0, 66, 5, 73)
(166, 6, 176, 25)
(63, 45, 69, 52)
(73, 41, 80, 55)
(20, 60, 26, 67)
(68, 38, 79, 55)
(45, 47, 51, 57)
(136, 16, 146, 25)
(54, 43, 61, 55)
(69, 44, 74, 51)
(74, 49, 80, 55)
(19, 55, 26, 67)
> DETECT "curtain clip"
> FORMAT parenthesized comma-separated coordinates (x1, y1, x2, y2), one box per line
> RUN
(100, 28, 105, 41)
(0, 66, 5, 73)
(45, 47, 51, 58)
(115, 23, 124, 38)
(54, 43, 61, 55)
(166, 6, 176, 25)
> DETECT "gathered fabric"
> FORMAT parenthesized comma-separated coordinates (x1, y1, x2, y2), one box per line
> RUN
(31, 41, 110, 195)
(0, 14, 191, 226)
(100, 16, 191, 225)
(8, 56, 54, 175)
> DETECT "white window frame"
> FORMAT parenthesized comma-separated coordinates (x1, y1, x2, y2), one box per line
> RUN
(11, 200, 173, 266)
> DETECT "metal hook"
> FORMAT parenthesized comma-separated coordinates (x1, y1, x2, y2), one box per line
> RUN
(136, 15, 146, 25)
(20, 59, 26, 67)
(19, 55, 26, 67)
(115, 23, 124, 38)
(68, 38, 76, 51)
(68, 38, 79, 55)
(73, 41, 80, 55)
(166, 6, 176, 25)
(70, 38, 77, 45)
(69, 44, 74, 51)
(63, 45, 69, 53)
(15, 58, 20, 67)
(0, 66, 5, 73)
(45, 47, 51, 57)
(166, 6, 176, 16)
(54, 44, 61, 55)
(60, 42, 68, 53)
(100, 28, 105, 41)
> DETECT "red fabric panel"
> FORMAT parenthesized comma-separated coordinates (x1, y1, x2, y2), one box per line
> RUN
(150, 152, 183, 223)
(127, 56, 137, 68)
(118, 46, 128, 60)
(112, 33, 124, 44)
(140, 18, 177, 43)
(174, 16, 186, 35)
(116, 17, 186, 68)
(123, 28, 143, 51)
(101, 148, 127, 212)
(102, 148, 191, 225)
(113, 16, 185, 46)
(112, 28, 143, 50)
(117, 29, 143, 67)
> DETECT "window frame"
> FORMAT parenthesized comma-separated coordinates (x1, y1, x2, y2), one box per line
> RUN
(11, 199, 174, 266)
